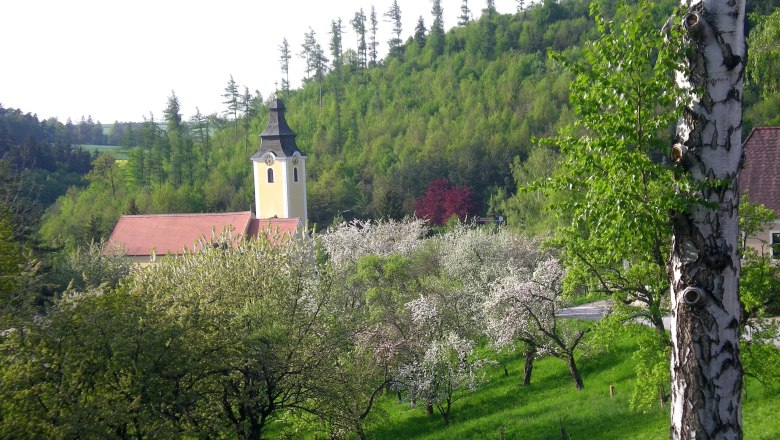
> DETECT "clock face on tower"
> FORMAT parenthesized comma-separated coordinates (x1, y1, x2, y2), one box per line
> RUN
(292, 155, 299, 165)
(264, 155, 274, 166)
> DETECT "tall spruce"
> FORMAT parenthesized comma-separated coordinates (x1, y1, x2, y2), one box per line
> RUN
(241, 87, 252, 153)
(369, 6, 379, 66)
(300, 28, 328, 106)
(430, 0, 445, 55)
(222, 75, 240, 138)
(330, 18, 344, 150)
(163, 91, 184, 185)
(385, 0, 403, 55)
(279, 38, 292, 98)
(351, 9, 368, 69)
(190, 106, 210, 176)
(669, 0, 746, 437)
(300, 28, 316, 80)
(414, 16, 427, 48)
(459, 0, 472, 25)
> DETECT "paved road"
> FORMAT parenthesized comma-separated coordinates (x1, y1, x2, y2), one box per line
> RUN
(560, 300, 778, 346)
(558, 300, 612, 320)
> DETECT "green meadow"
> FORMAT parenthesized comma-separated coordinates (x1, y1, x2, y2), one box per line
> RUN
(77, 144, 131, 161)
(308, 333, 780, 439)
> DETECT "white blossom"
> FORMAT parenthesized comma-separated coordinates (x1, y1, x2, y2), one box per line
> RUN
(318, 218, 428, 265)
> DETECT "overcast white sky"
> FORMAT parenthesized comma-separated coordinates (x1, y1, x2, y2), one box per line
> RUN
(1, 0, 519, 124)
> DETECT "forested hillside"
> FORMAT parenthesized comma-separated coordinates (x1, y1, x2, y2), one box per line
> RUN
(12, 0, 779, 248)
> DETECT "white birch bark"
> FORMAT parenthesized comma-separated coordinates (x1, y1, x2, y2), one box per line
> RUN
(670, 0, 745, 438)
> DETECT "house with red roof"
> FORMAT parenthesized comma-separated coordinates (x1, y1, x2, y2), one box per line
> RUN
(105, 98, 307, 263)
(739, 126, 780, 258)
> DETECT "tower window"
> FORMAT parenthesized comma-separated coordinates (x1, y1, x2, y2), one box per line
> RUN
(294, 167, 299, 182)
(267, 168, 274, 183)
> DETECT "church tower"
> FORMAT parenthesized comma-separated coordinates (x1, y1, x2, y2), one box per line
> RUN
(250, 98, 307, 224)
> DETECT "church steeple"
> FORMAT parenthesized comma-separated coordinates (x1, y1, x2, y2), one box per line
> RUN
(252, 98, 301, 158)
(250, 98, 308, 224)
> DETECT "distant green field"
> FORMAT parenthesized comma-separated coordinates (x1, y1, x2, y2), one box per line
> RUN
(77, 144, 131, 161)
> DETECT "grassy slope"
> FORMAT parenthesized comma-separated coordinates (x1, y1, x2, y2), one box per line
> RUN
(77, 144, 130, 160)
(366, 336, 780, 439)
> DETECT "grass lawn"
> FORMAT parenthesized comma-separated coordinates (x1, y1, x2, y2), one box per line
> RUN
(78, 144, 131, 161)
(365, 335, 780, 439)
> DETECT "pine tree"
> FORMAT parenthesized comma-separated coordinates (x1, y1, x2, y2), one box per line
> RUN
(222, 75, 240, 138)
(459, 0, 471, 26)
(385, 0, 403, 55)
(485, 0, 496, 15)
(430, 0, 445, 55)
(163, 91, 183, 185)
(279, 38, 292, 98)
(300, 28, 316, 80)
(241, 87, 252, 153)
(190, 106, 210, 175)
(369, 6, 379, 66)
(351, 9, 367, 69)
(414, 16, 427, 48)
(330, 18, 344, 150)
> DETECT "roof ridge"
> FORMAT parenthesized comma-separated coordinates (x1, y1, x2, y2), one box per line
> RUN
(120, 211, 252, 219)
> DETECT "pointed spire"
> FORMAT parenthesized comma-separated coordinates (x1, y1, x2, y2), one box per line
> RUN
(251, 98, 302, 158)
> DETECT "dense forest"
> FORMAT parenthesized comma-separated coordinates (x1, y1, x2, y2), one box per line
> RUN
(0, 0, 772, 249)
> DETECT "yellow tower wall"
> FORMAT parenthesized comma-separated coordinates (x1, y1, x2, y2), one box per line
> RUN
(252, 154, 307, 223)
(285, 159, 307, 223)
(253, 158, 286, 219)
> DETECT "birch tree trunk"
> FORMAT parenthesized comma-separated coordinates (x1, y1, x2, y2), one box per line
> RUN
(670, 0, 745, 438)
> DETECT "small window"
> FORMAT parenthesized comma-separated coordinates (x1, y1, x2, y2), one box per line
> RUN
(294, 167, 299, 182)
(772, 231, 780, 259)
(267, 168, 274, 183)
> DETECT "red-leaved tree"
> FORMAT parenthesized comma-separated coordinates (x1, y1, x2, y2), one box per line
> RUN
(414, 179, 477, 225)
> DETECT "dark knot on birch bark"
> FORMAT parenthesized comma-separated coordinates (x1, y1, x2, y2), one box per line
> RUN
(671, 143, 688, 163)
(681, 286, 706, 307)
(683, 12, 704, 39)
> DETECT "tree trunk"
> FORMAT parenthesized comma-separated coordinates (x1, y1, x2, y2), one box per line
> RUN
(523, 348, 535, 386)
(670, 0, 745, 438)
(567, 356, 584, 390)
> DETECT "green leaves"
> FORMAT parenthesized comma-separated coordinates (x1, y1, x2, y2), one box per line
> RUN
(533, 1, 686, 352)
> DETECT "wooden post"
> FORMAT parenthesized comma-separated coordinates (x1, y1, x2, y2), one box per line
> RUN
(500, 427, 505, 440)
(609, 384, 615, 398)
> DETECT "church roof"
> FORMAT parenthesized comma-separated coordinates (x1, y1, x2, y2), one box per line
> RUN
(740, 127, 780, 213)
(247, 217, 302, 238)
(251, 98, 303, 159)
(105, 211, 301, 257)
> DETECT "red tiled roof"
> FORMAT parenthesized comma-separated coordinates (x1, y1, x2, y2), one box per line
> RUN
(740, 127, 780, 213)
(105, 211, 254, 257)
(247, 217, 302, 238)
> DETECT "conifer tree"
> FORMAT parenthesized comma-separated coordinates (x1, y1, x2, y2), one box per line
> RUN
(163, 91, 184, 185)
(459, 0, 471, 25)
(279, 38, 292, 98)
(385, 0, 403, 55)
(300, 28, 316, 80)
(369, 6, 379, 66)
(430, 0, 445, 55)
(190, 106, 210, 175)
(330, 18, 344, 150)
(414, 16, 427, 48)
(222, 75, 240, 137)
(241, 87, 252, 153)
(351, 9, 367, 69)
